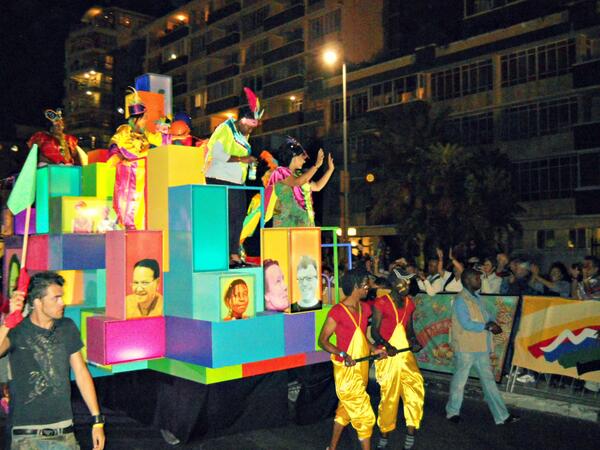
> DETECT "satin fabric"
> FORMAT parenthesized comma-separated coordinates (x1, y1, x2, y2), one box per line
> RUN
(375, 296, 425, 432)
(332, 304, 375, 441)
(108, 125, 161, 230)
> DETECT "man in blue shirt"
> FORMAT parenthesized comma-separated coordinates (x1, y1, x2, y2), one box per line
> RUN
(445, 268, 519, 425)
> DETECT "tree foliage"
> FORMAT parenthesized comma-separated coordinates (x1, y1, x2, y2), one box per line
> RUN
(363, 102, 522, 255)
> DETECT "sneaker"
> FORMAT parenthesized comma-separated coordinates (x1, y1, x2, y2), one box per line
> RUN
(160, 429, 181, 446)
(498, 414, 520, 425)
(447, 415, 461, 424)
(516, 374, 535, 383)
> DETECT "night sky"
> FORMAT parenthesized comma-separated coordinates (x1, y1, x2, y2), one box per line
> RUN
(0, 0, 181, 138)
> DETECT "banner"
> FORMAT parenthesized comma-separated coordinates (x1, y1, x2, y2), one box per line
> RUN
(512, 296, 600, 382)
(412, 294, 519, 382)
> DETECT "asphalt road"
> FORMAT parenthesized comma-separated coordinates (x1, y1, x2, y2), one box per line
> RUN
(61, 390, 600, 450)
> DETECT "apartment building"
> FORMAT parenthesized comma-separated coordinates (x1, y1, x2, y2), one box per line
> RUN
(63, 6, 153, 149)
(137, 0, 384, 140)
(317, 0, 600, 264)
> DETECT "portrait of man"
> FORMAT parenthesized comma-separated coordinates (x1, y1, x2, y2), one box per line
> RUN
(292, 255, 322, 312)
(264, 259, 290, 312)
(223, 279, 251, 321)
(126, 259, 163, 319)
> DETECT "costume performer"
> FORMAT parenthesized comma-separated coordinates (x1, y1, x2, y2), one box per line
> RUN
(205, 87, 261, 266)
(318, 268, 386, 450)
(28, 109, 86, 166)
(265, 137, 334, 227)
(372, 269, 425, 450)
(107, 88, 161, 230)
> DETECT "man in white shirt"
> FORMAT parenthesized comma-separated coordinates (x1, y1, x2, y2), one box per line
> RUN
(416, 248, 451, 295)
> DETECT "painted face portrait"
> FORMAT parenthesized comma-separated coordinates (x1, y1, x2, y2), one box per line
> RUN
(225, 280, 250, 320)
(264, 262, 289, 311)
(126, 259, 163, 318)
(297, 261, 318, 307)
(131, 266, 159, 304)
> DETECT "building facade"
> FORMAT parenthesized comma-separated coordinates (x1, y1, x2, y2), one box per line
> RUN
(318, 0, 600, 264)
(64, 7, 153, 149)
(63, 0, 600, 265)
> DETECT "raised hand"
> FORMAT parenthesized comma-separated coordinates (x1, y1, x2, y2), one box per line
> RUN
(327, 153, 335, 171)
(315, 148, 325, 168)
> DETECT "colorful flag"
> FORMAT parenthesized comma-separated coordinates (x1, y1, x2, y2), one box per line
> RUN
(513, 296, 600, 382)
(7, 144, 38, 215)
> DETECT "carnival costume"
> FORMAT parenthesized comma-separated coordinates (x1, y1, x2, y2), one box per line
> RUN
(329, 303, 376, 441)
(267, 166, 315, 227)
(108, 88, 161, 230)
(374, 294, 425, 432)
(28, 109, 83, 165)
(206, 87, 263, 259)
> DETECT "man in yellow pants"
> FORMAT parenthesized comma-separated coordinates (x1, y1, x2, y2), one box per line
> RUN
(372, 269, 425, 450)
(318, 268, 387, 450)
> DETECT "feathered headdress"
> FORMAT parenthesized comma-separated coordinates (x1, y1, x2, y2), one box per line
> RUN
(243, 87, 264, 120)
(45, 109, 64, 124)
(126, 86, 147, 117)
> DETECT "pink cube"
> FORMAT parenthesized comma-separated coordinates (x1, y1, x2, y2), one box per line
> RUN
(86, 316, 165, 365)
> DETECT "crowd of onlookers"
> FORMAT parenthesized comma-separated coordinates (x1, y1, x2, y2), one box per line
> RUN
(320, 242, 600, 390)
(323, 242, 600, 302)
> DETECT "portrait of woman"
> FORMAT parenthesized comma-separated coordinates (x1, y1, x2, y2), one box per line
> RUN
(223, 278, 251, 321)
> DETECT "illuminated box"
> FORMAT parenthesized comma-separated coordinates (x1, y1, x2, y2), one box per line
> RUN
(51, 234, 106, 270)
(14, 208, 36, 235)
(83, 269, 106, 307)
(105, 230, 163, 320)
(49, 196, 117, 234)
(125, 91, 164, 133)
(57, 270, 84, 305)
(261, 228, 322, 313)
(165, 313, 285, 368)
(147, 145, 206, 271)
(81, 163, 116, 199)
(135, 73, 173, 116)
(168, 185, 228, 272)
(86, 316, 166, 365)
(35, 165, 82, 234)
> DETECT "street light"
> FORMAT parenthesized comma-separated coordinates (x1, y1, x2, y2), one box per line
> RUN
(323, 49, 349, 241)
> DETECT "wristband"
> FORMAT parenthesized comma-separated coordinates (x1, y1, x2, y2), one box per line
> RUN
(92, 414, 105, 425)
(92, 423, 104, 428)
(4, 310, 24, 329)
(339, 351, 347, 359)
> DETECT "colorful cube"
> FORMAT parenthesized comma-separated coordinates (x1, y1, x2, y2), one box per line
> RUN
(262, 228, 322, 312)
(87, 316, 166, 365)
(14, 208, 36, 235)
(81, 163, 116, 199)
(105, 230, 163, 320)
(35, 165, 82, 234)
(147, 145, 206, 271)
(49, 196, 117, 234)
(135, 73, 173, 116)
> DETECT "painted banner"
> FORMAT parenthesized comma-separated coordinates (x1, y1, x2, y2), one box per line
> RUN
(512, 296, 600, 382)
(412, 294, 519, 382)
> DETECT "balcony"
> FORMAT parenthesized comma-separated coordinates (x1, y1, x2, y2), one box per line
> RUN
(263, 75, 304, 98)
(206, 33, 240, 54)
(206, 64, 240, 84)
(160, 55, 189, 72)
(207, 2, 241, 25)
(263, 4, 304, 31)
(572, 121, 600, 150)
(261, 109, 323, 132)
(573, 58, 600, 89)
(159, 26, 190, 47)
(262, 40, 304, 66)
(205, 95, 241, 114)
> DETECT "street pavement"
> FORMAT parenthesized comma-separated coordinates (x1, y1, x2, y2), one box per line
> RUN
(64, 389, 600, 450)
